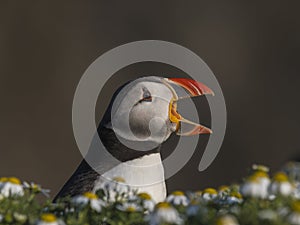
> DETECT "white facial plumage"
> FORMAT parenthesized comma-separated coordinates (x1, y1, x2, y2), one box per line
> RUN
(110, 77, 176, 151)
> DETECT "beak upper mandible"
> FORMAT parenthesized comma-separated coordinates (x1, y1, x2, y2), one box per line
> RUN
(165, 78, 214, 99)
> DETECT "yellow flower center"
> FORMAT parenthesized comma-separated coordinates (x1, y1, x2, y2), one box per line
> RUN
(219, 185, 229, 192)
(203, 188, 217, 195)
(172, 191, 184, 196)
(138, 192, 152, 200)
(112, 177, 126, 183)
(230, 191, 242, 199)
(8, 177, 21, 185)
(32, 183, 41, 191)
(273, 172, 289, 182)
(41, 214, 57, 222)
(156, 202, 171, 209)
(83, 192, 98, 200)
(247, 175, 260, 183)
(0, 177, 8, 182)
(253, 171, 269, 178)
(292, 201, 300, 213)
(126, 206, 136, 212)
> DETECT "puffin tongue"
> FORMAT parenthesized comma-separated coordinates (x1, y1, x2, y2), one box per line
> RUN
(165, 78, 213, 136)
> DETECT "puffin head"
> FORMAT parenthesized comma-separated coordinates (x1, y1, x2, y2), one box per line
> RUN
(102, 76, 214, 151)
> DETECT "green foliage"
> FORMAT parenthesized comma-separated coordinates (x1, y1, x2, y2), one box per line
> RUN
(0, 163, 300, 225)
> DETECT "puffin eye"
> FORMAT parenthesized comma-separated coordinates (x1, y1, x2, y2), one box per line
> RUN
(139, 87, 152, 103)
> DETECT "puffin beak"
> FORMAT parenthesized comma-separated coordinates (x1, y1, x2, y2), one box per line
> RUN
(164, 78, 214, 136)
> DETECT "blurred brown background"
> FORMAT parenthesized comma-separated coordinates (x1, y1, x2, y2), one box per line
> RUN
(0, 1, 300, 198)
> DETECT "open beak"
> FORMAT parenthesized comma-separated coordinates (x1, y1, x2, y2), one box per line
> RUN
(164, 78, 214, 136)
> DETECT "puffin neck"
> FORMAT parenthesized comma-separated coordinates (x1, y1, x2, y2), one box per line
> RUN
(97, 126, 161, 162)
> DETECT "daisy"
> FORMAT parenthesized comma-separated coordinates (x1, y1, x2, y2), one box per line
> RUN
(202, 188, 218, 202)
(166, 191, 189, 206)
(23, 181, 50, 197)
(269, 172, 294, 196)
(240, 171, 270, 199)
(36, 214, 65, 225)
(288, 201, 300, 225)
(187, 190, 202, 201)
(12, 212, 27, 223)
(258, 209, 277, 221)
(294, 183, 300, 199)
(101, 177, 132, 202)
(216, 215, 239, 225)
(137, 192, 155, 212)
(283, 161, 300, 182)
(186, 200, 200, 216)
(116, 202, 142, 212)
(72, 192, 105, 212)
(226, 191, 243, 204)
(252, 164, 270, 173)
(146, 202, 183, 225)
(0, 177, 24, 197)
(218, 185, 230, 196)
(277, 207, 289, 217)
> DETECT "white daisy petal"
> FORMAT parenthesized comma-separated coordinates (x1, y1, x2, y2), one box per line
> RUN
(146, 202, 183, 225)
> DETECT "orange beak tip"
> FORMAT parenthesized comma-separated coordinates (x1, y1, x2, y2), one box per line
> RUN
(200, 127, 213, 135)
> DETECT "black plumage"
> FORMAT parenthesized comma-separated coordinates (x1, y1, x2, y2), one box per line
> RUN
(53, 81, 161, 201)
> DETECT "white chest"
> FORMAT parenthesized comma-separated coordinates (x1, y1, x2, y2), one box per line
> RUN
(93, 153, 166, 202)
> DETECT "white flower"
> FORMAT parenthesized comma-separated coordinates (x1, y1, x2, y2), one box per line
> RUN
(143, 199, 155, 212)
(226, 191, 243, 204)
(0, 214, 3, 223)
(186, 200, 200, 216)
(269, 172, 294, 196)
(117, 202, 142, 212)
(36, 214, 65, 225)
(128, 192, 155, 212)
(13, 212, 27, 223)
(0, 177, 24, 197)
(289, 213, 300, 225)
(72, 192, 105, 212)
(166, 191, 189, 206)
(187, 190, 202, 201)
(283, 161, 300, 182)
(186, 205, 199, 216)
(258, 209, 277, 221)
(216, 215, 239, 225)
(218, 186, 230, 196)
(23, 181, 50, 197)
(146, 202, 183, 225)
(216, 186, 243, 205)
(137, 192, 155, 212)
(202, 188, 218, 202)
(100, 177, 132, 202)
(252, 164, 270, 173)
(288, 201, 300, 225)
(278, 207, 289, 217)
(240, 171, 270, 199)
(294, 183, 300, 199)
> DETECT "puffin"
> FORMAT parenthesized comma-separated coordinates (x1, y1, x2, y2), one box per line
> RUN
(54, 76, 214, 202)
